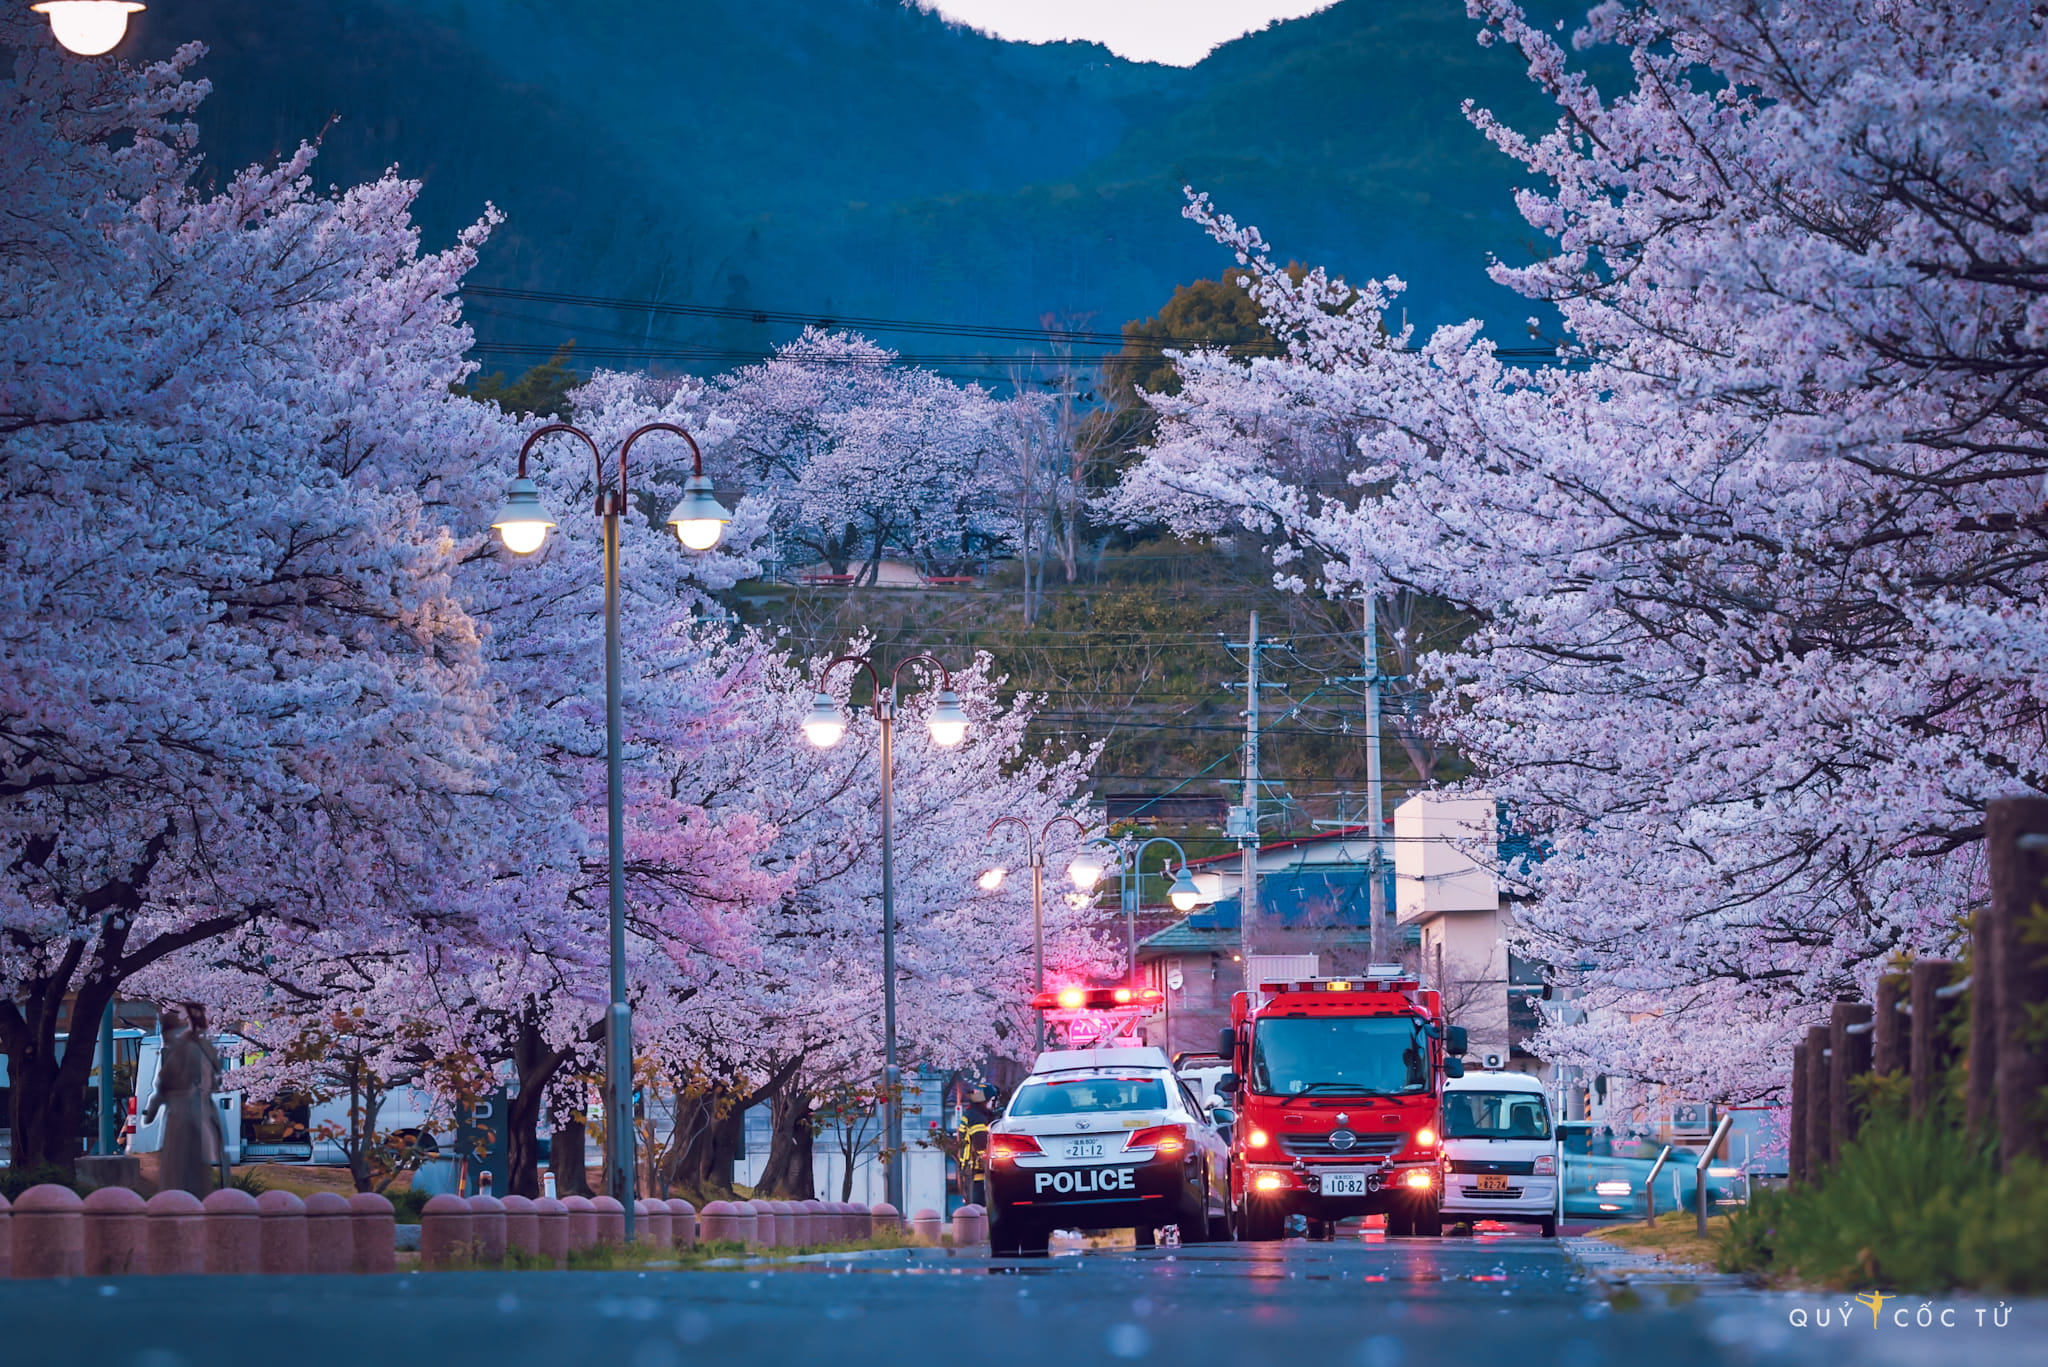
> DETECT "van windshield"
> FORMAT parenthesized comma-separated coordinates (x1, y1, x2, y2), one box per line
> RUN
(1008, 1076, 1168, 1116)
(1444, 1089, 1552, 1140)
(1250, 1017, 1429, 1096)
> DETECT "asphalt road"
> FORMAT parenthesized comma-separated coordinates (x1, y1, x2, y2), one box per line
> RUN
(3, 1231, 2034, 1367)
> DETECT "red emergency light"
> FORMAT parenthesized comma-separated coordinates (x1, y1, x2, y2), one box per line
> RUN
(1031, 985, 1164, 1011)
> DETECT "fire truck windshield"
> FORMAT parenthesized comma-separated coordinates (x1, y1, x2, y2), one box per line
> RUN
(1250, 1017, 1430, 1097)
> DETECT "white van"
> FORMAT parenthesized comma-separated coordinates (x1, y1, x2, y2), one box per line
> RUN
(1438, 1070, 1559, 1237)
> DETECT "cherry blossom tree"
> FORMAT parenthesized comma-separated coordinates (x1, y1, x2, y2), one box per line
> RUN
(714, 331, 1016, 582)
(0, 20, 563, 1171)
(1113, 0, 2048, 1111)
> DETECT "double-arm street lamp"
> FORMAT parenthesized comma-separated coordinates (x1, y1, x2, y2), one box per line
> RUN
(802, 655, 969, 1210)
(1098, 836, 1211, 973)
(492, 420, 732, 1242)
(978, 814, 1098, 1050)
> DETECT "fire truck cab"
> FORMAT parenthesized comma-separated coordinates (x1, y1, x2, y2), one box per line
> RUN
(1217, 968, 1467, 1239)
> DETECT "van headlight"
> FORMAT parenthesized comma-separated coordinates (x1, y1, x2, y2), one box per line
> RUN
(1534, 1154, 1555, 1175)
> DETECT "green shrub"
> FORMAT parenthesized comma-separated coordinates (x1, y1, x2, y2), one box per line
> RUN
(390, 1187, 431, 1225)
(1719, 1117, 2048, 1292)
(0, 1162, 84, 1201)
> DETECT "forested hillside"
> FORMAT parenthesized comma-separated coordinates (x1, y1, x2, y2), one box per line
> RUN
(112, 0, 1593, 367)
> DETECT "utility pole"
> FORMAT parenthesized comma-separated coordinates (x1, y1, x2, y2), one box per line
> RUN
(1364, 593, 1391, 963)
(1231, 612, 1263, 971)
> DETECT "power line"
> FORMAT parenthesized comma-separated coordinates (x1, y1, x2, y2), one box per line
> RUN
(462, 283, 1575, 360)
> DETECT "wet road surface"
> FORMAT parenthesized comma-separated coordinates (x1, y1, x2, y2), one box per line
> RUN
(3, 1229, 2033, 1367)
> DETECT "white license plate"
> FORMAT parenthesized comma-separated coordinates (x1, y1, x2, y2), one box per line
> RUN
(1321, 1171, 1371, 1197)
(1063, 1138, 1106, 1160)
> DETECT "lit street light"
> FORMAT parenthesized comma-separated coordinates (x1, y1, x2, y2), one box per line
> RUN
(802, 653, 967, 1210)
(1100, 835, 1216, 973)
(494, 420, 731, 1243)
(980, 813, 1093, 1050)
(33, 0, 143, 55)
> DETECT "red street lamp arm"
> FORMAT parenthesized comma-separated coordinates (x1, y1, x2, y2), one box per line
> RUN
(514, 422, 607, 513)
(985, 813, 1035, 858)
(817, 654, 886, 718)
(616, 421, 706, 514)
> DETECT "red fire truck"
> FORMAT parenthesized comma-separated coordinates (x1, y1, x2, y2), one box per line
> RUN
(1217, 970, 1468, 1239)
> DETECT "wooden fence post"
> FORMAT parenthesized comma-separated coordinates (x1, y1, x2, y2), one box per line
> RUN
(1805, 1024, 1832, 1169)
(1789, 1039, 1809, 1184)
(1909, 958, 1958, 1120)
(1988, 796, 2048, 1166)
(1873, 976, 1904, 1077)
(1830, 1001, 1874, 1147)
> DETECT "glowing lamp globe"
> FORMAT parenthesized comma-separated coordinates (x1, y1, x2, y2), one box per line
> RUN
(1067, 853, 1106, 892)
(926, 689, 968, 748)
(977, 866, 1006, 891)
(665, 473, 733, 551)
(1167, 866, 1204, 912)
(491, 476, 556, 555)
(801, 691, 846, 749)
(35, 1, 143, 56)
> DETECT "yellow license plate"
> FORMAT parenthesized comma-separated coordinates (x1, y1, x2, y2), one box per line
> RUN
(1476, 1174, 1510, 1192)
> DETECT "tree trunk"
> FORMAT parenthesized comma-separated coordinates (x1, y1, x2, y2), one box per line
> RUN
(507, 1018, 573, 1199)
(2, 958, 119, 1176)
(756, 1085, 816, 1199)
(552, 1114, 593, 1198)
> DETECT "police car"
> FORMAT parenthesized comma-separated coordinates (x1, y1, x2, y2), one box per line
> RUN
(985, 1042, 1232, 1255)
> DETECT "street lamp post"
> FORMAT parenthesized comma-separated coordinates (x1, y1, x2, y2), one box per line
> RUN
(492, 420, 731, 1243)
(1107, 836, 1209, 973)
(980, 814, 1094, 1050)
(802, 655, 969, 1211)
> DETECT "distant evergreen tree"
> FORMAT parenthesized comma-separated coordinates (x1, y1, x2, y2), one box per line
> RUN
(460, 344, 579, 420)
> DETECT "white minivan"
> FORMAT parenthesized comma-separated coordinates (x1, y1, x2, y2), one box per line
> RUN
(1438, 1070, 1559, 1237)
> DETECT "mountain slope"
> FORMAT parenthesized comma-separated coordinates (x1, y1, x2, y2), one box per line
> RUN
(105, 0, 1593, 365)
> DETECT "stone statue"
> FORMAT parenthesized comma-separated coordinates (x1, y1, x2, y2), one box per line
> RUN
(143, 1001, 231, 1195)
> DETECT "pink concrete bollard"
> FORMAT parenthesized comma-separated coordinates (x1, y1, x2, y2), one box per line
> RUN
(468, 1194, 507, 1264)
(870, 1202, 900, 1238)
(747, 1199, 776, 1249)
(533, 1196, 569, 1267)
(769, 1199, 795, 1247)
(803, 1199, 828, 1246)
(696, 1199, 734, 1244)
(419, 1194, 475, 1270)
(0, 1191, 9, 1279)
(790, 1199, 815, 1246)
(83, 1185, 148, 1276)
(202, 1188, 261, 1275)
(561, 1195, 597, 1252)
(256, 1190, 308, 1275)
(637, 1199, 671, 1249)
(591, 1194, 625, 1246)
(730, 1200, 757, 1248)
(499, 1195, 538, 1260)
(144, 1189, 205, 1277)
(347, 1192, 396, 1275)
(910, 1207, 943, 1243)
(859, 1202, 876, 1240)
(303, 1192, 353, 1275)
(951, 1204, 988, 1248)
(835, 1201, 856, 1241)
(12, 1184, 84, 1279)
(667, 1198, 697, 1250)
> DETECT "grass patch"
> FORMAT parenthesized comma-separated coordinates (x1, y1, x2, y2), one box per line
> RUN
(1716, 1116, 2048, 1293)
(1594, 1212, 1734, 1268)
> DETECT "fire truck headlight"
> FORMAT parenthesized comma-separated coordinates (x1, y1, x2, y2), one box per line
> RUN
(1247, 1129, 1271, 1150)
(1403, 1168, 1433, 1190)
(1254, 1173, 1288, 1192)
(1415, 1127, 1437, 1147)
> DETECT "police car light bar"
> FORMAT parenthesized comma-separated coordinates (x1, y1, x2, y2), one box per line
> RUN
(1031, 986, 1165, 1011)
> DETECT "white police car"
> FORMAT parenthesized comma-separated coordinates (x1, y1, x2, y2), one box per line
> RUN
(985, 1044, 1232, 1255)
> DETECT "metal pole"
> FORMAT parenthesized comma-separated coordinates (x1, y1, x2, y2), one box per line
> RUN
(1364, 593, 1390, 964)
(1643, 1144, 1672, 1225)
(1031, 848, 1046, 1050)
(97, 996, 116, 1156)
(1122, 838, 1137, 977)
(1696, 1114, 1733, 1238)
(1240, 611, 1260, 970)
(603, 499, 636, 1243)
(879, 696, 903, 1211)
